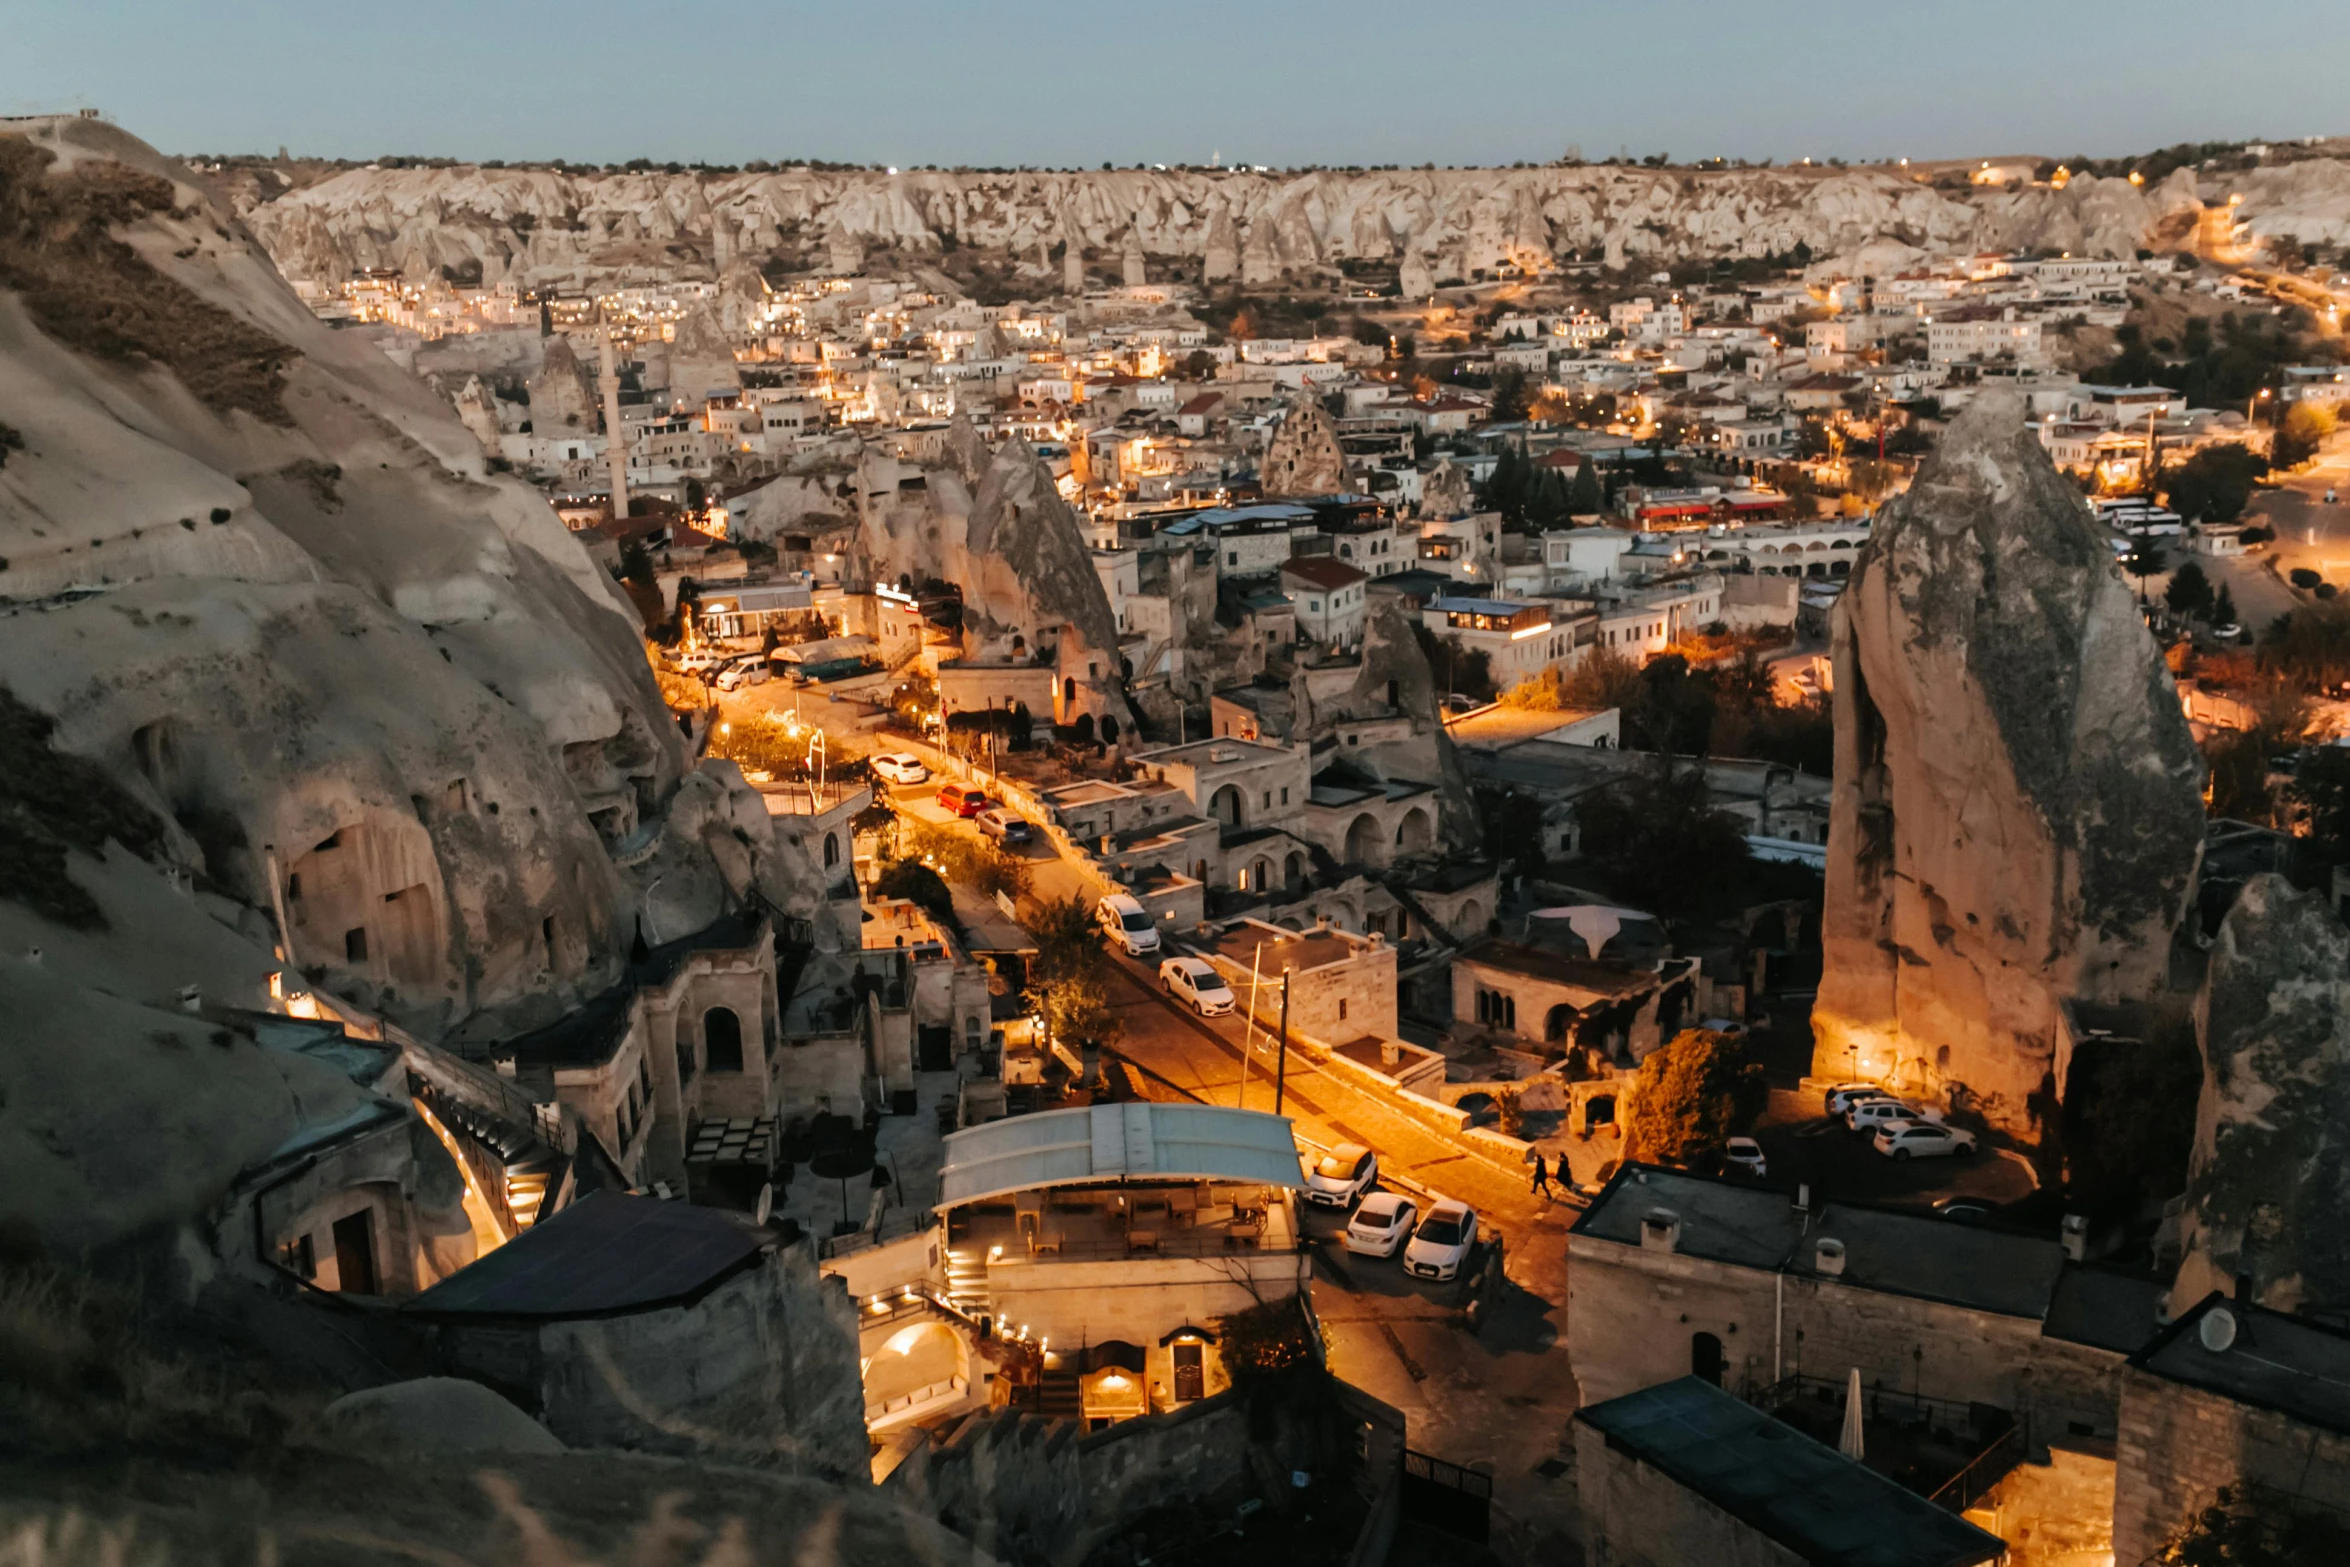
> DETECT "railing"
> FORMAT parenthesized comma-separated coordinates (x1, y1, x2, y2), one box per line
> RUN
(822, 1207, 938, 1260)
(1927, 1420, 2024, 1513)
(853, 1284, 986, 1333)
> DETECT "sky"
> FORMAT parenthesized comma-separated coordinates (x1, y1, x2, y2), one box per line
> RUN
(8, 0, 2347, 171)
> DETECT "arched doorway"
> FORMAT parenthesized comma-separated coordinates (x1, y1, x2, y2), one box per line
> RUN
(1283, 851, 1304, 889)
(823, 831, 840, 868)
(703, 1006, 743, 1072)
(1545, 1003, 1575, 1042)
(1394, 806, 1432, 854)
(1691, 1332, 1724, 1386)
(1209, 784, 1245, 827)
(1343, 813, 1381, 865)
(1101, 716, 1120, 746)
(1248, 857, 1272, 892)
(1458, 899, 1485, 934)
(1072, 713, 1095, 743)
(865, 1320, 968, 1414)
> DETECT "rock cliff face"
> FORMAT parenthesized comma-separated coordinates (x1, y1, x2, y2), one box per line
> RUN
(1811, 393, 2206, 1148)
(218, 159, 2289, 292)
(0, 115, 815, 1047)
(1260, 396, 1350, 497)
(2173, 874, 2350, 1317)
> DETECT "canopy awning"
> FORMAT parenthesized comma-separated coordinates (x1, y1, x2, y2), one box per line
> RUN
(937, 1103, 1303, 1209)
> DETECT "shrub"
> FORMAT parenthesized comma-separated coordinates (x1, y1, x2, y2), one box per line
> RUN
(1626, 1029, 1767, 1169)
(2291, 568, 2324, 590)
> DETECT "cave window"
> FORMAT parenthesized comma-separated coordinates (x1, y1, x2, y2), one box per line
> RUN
(677, 1039, 697, 1086)
(704, 1007, 744, 1073)
(286, 874, 302, 902)
(543, 915, 558, 962)
(344, 927, 369, 963)
(823, 832, 840, 867)
(446, 779, 469, 813)
(1338, 999, 1349, 1021)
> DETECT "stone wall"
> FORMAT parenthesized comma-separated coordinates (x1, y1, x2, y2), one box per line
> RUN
(2112, 1367, 2350, 1564)
(1970, 1444, 2116, 1567)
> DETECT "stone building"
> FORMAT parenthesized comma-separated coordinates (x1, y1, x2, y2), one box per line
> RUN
(1259, 396, 1350, 497)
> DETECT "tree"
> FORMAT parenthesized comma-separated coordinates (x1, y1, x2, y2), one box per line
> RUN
(2153, 1487, 2350, 1566)
(1481, 441, 1535, 527)
(2212, 584, 2239, 628)
(2274, 401, 2335, 470)
(2166, 560, 2216, 620)
(1571, 755, 1755, 922)
(1626, 1029, 1767, 1168)
(1491, 368, 1533, 423)
(1568, 461, 1605, 517)
(2122, 537, 2165, 602)
(2291, 744, 2350, 867)
(1023, 895, 1121, 1050)
(2162, 444, 2266, 524)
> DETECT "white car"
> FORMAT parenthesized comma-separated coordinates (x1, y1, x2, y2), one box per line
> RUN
(1305, 1143, 1377, 1208)
(1724, 1136, 1767, 1178)
(1844, 1097, 1943, 1134)
(1095, 893, 1161, 957)
(1344, 1193, 1419, 1258)
(1822, 1081, 1882, 1115)
(870, 753, 930, 786)
(1403, 1200, 1478, 1281)
(1873, 1122, 1979, 1160)
(1159, 956, 1236, 1017)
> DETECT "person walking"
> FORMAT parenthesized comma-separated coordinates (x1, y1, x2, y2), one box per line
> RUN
(1529, 1150, 1552, 1199)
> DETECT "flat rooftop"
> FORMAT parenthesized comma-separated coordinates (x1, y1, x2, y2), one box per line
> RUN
(1136, 737, 1296, 768)
(405, 1192, 770, 1320)
(1441, 704, 1615, 752)
(1456, 938, 1661, 1001)
(1205, 922, 1370, 976)
(2135, 1295, 2350, 1436)
(1576, 1377, 2006, 1567)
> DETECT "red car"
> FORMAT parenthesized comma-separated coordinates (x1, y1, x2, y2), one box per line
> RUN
(936, 783, 992, 818)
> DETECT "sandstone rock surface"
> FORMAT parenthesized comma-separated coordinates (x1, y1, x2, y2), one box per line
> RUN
(2173, 874, 2350, 1317)
(220, 159, 2288, 294)
(318, 1376, 566, 1457)
(1260, 395, 1350, 497)
(0, 114, 816, 1046)
(1811, 393, 2206, 1147)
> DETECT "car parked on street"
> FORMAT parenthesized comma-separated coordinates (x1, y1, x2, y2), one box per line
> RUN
(1932, 1196, 1994, 1222)
(936, 783, 992, 818)
(1724, 1136, 1767, 1178)
(870, 753, 929, 786)
(1844, 1096, 1943, 1134)
(1343, 1192, 1419, 1258)
(1874, 1122, 1979, 1160)
(976, 808, 1033, 845)
(1158, 956, 1236, 1017)
(1822, 1081, 1882, 1115)
(1306, 1143, 1378, 1208)
(1094, 893, 1161, 956)
(1404, 1200, 1479, 1281)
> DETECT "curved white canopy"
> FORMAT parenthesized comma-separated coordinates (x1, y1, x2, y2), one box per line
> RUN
(938, 1103, 1303, 1209)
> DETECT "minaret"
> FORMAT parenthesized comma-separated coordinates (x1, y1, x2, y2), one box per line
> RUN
(599, 326, 632, 521)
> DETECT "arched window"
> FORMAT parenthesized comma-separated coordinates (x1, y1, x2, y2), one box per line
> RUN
(1691, 1332, 1724, 1386)
(703, 1007, 743, 1073)
(822, 832, 840, 868)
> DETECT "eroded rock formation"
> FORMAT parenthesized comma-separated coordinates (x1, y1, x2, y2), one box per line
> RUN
(0, 115, 818, 1049)
(1812, 392, 2206, 1148)
(1260, 395, 1349, 497)
(219, 160, 2286, 293)
(2172, 874, 2350, 1317)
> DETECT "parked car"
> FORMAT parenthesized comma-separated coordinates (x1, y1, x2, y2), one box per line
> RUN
(1932, 1196, 1994, 1222)
(1403, 1200, 1479, 1281)
(1305, 1143, 1378, 1208)
(976, 808, 1034, 846)
(1873, 1122, 1979, 1160)
(1159, 956, 1236, 1017)
(870, 753, 929, 786)
(1822, 1081, 1882, 1115)
(1344, 1192, 1420, 1258)
(936, 783, 993, 818)
(1724, 1136, 1767, 1178)
(1844, 1097, 1943, 1134)
(1094, 893, 1161, 957)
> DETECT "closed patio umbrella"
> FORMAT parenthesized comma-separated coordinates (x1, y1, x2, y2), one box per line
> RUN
(1838, 1367, 1865, 1461)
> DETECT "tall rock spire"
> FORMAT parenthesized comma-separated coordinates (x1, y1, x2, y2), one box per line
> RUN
(1811, 391, 2205, 1150)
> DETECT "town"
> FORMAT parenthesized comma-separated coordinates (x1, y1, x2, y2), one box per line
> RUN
(3, 100, 2350, 1567)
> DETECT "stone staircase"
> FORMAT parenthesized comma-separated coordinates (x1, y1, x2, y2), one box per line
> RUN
(943, 1246, 992, 1320)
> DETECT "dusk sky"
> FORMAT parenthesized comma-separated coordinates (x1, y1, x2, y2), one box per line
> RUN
(9, 0, 2347, 169)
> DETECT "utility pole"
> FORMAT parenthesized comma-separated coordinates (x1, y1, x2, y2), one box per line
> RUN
(1273, 969, 1293, 1115)
(1238, 941, 1265, 1109)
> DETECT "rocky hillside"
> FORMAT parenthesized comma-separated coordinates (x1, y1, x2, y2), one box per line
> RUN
(0, 113, 815, 1060)
(211, 156, 2350, 294)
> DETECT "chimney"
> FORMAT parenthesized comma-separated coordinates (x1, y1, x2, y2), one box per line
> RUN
(1795, 1182, 1811, 1214)
(1814, 1238, 1847, 1277)
(1640, 1208, 1680, 1254)
(2061, 1213, 2089, 1263)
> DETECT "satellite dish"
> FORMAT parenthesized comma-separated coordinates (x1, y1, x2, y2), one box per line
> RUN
(2200, 1307, 2238, 1353)
(755, 1183, 774, 1227)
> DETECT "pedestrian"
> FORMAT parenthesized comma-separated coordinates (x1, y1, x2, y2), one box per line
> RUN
(1529, 1150, 1552, 1198)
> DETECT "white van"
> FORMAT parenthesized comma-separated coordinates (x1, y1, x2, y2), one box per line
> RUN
(1095, 893, 1161, 957)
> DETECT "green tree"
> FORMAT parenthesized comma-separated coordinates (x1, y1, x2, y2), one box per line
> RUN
(2212, 584, 2239, 628)
(1570, 755, 1755, 922)
(1491, 368, 1533, 423)
(1568, 461, 1605, 516)
(2154, 1487, 2350, 1566)
(1481, 441, 1534, 527)
(1626, 1029, 1768, 1169)
(1023, 895, 1121, 1050)
(2122, 537, 2165, 602)
(2166, 560, 2216, 620)
(2162, 444, 2266, 524)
